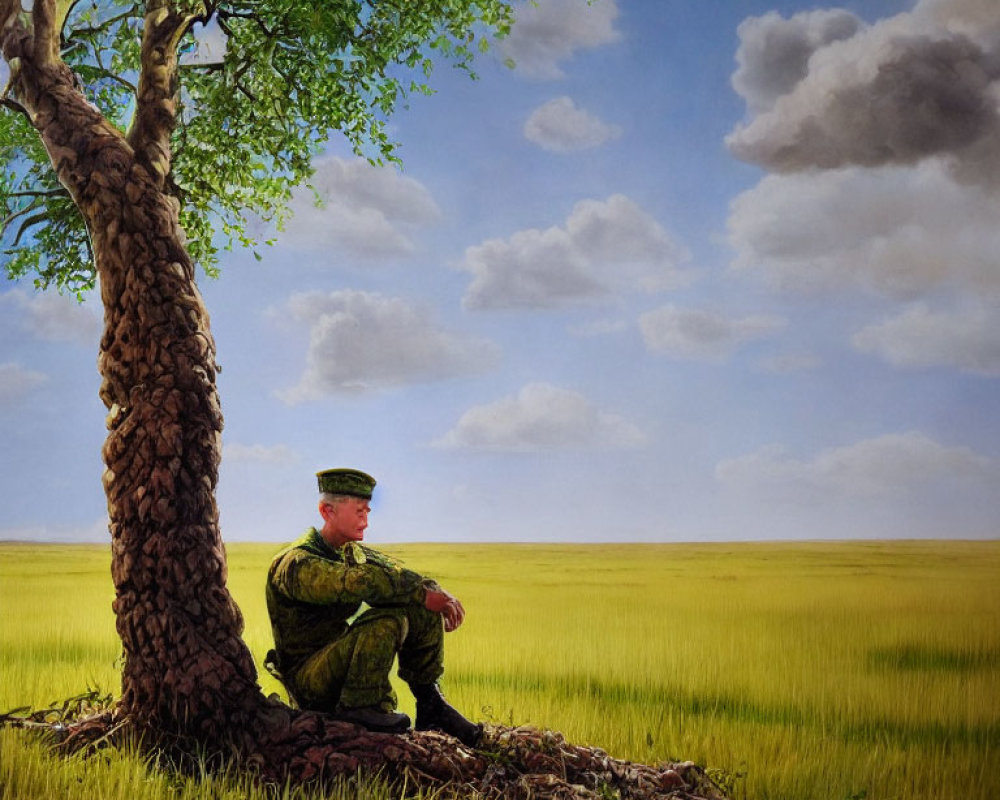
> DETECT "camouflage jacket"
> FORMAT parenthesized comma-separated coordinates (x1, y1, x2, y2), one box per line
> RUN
(266, 527, 432, 674)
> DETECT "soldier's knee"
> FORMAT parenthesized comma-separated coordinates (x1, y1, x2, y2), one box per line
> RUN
(360, 611, 409, 646)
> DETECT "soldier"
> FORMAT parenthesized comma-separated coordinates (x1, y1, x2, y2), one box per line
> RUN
(264, 468, 481, 746)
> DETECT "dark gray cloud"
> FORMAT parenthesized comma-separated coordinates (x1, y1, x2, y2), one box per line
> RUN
(727, 5, 1000, 181)
(731, 9, 863, 114)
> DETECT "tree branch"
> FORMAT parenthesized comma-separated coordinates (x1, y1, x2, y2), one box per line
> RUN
(62, 3, 139, 44)
(87, 61, 139, 96)
(3, 198, 43, 230)
(177, 60, 223, 72)
(0, 95, 28, 117)
(128, 1, 204, 184)
(0, 0, 20, 35)
(8, 187, 68, 198)
(32, 0, 59, 64)
(9, 209, 49, 245)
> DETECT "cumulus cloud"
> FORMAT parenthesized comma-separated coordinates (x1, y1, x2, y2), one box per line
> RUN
(0, 362, 47, 406)
(639, 305, 785, 362)
(223, 442, 298, 465)
(0, 289, 101, 344)
(917, 0, 1000, 44)
(524, 96, 622, 152)
(500, 0, 621, 80)
(731, 9, 864, 115)
(853, 302, 1000, 376)
(278, 290, 499, 402)
(716, 431, 991, 497)
(459, 194, 689, 310)
(280, 157, 440, 258)
(726, 4, 1000, 184)
(726, 3, 1000, 382)
(433, 382, 646, 451)
(727, 160, 1000, 299)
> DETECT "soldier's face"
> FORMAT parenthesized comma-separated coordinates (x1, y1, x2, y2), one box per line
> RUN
(321, 497, 370, 546)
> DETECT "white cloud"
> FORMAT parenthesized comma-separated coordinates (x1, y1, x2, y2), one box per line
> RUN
(639, 305, 785, 362)
(280, 157, 440, 258)
(0, 362, 47, 406)
(223, 442, 298, 465)
(500, 0, 621, 80)
(433, 382, 646, 451)
(524, 96, 622, 152)
(726, 6, 1000, 185)
(459, 194, 689, 310)
(278, 290, 500, 402)
(853, 302, 1000, 376)
(0, 289, 101, 344)
(727, 161, 1000, 299)
(716, 432, 991, 497)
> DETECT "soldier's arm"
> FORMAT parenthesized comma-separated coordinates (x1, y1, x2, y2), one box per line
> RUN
(363, 548, 464, 628)
(271, 550, 427, 607)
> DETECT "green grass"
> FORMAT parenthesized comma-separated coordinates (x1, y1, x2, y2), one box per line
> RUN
(0, 726, 422, 800)
(2, 540, 998, 800)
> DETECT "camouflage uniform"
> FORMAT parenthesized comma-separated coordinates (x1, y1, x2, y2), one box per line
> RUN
(266, 527, 445, 713)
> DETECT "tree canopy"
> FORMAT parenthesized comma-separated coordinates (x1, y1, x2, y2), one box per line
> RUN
(0, 0, 512, 294)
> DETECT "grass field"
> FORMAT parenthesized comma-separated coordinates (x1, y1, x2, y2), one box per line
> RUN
(1, 539, 998, 800)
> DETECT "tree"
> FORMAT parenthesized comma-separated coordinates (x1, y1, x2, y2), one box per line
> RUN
(0, 2, 727, 797)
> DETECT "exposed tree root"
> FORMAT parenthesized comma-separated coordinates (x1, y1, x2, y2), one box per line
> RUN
(2, 696, 730, 800)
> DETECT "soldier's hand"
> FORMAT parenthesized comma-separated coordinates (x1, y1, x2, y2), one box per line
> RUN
(425, 587, 465, 632)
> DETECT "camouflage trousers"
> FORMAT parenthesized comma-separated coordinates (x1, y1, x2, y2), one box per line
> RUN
(290, 604, 444, 713)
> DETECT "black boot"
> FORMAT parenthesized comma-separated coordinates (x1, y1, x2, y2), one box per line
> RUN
(411, 683, 482, 747)
(333, 704, 411, 734)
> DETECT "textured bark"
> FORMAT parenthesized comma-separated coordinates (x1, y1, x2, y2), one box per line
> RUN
(0, 4, 730, 798)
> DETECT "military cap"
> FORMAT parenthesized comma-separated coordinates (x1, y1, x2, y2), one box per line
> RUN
(316, 468, 377, 499)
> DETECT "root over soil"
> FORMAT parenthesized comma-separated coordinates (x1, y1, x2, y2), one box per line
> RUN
(3, 696, 730, 800)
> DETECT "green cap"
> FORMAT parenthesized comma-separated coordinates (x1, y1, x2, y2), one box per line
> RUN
(316, 468, 377, 499)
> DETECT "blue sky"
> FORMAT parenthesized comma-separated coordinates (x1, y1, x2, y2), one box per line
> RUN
(2, 0, 998, 544)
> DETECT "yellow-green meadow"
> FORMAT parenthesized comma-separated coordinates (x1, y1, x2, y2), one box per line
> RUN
(2, 540, 998, 800)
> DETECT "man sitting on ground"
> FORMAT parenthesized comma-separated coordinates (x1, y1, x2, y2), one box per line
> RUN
(264, 468, 480, 746)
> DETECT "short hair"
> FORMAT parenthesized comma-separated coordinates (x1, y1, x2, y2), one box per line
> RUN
(319, 493, 361, 509)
